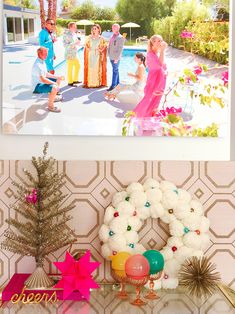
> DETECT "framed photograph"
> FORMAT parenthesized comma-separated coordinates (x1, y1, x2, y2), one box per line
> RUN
(2, 0, 230, 137)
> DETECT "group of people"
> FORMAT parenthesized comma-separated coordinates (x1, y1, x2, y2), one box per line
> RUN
(32, 19, 167, 117)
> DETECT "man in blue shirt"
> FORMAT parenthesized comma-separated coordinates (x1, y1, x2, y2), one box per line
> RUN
(32, 47, 64, 112)
(39, 19, 56, 74)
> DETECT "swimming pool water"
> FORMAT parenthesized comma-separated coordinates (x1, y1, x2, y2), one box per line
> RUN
(56, 48, 147, 85)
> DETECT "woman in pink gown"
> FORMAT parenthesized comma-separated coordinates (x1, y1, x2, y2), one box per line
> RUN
(133, 35, 167, 117)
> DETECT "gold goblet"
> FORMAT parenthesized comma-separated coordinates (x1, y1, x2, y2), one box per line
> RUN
(126, 275, 149, 306)
(111, 269, 128, 299)
(145, 270, 163, 300)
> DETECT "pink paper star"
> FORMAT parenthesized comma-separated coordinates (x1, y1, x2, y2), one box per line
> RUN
(54, 251, 100, 300)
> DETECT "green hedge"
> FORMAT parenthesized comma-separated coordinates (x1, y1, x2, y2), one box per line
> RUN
(187, 21, 229, 64)
(154, 18, 229, 64)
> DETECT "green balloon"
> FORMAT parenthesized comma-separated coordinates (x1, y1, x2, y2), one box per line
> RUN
(143, 250, 164, 275)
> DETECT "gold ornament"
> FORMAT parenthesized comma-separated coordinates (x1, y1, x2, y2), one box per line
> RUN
(178, 256, 221, 298)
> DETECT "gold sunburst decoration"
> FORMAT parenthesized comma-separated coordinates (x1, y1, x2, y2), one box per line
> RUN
(178, 256, 221, 298)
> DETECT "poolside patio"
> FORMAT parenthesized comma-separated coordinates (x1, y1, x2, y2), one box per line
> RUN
(2, 38, 228, 136)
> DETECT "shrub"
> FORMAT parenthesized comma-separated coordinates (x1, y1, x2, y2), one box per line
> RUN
(153, 0, 229, 64)
(187, 20, 229, 63)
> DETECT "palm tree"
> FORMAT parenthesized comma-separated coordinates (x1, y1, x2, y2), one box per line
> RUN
(47, 0, 53, 19)
(39, 0, 45, 28)
(52, 0, 57, 21)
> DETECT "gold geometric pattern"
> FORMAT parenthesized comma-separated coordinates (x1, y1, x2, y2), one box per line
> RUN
(0, 160, 234, 292)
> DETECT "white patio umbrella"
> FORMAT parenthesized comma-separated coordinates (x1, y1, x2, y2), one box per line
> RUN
(121, 22, 140, 42)
(76, 20, 94, 34)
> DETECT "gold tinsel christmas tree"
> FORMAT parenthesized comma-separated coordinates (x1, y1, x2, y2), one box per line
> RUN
(1, 143, 77, 288)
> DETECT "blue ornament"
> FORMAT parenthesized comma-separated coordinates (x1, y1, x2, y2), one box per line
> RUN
(109, 231, 114, 236)
(184, 227, 190, 234)
(145, 202, 151, 207)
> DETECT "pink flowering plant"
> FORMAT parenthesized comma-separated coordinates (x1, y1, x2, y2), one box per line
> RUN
(221, 71, 228, 86)
(180, 30, 194, 39)
(122, 63, 227, 137)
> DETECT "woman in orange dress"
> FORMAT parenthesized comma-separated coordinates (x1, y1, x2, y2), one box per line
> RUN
(83, 24, 107, 88)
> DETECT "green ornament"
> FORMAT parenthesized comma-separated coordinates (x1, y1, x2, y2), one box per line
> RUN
(173, 189, 178, 194)
(109, 231, 114, 236)
(145, 202, 151, 207)
(184, 227, 190, 233)
(143, 250, 164, 275)
(127, 225, 132, 231)
(125, 197, 130, 201)
(129, 243, 134, 248)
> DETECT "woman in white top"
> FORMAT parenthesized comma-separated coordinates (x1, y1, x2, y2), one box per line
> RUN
(104, 52, 147, 106)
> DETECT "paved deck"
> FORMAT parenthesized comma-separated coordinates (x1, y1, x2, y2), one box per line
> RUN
(2, 38, 228, 136)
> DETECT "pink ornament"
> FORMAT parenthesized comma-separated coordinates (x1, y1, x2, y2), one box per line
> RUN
(125, 254, 150, 278)
(164, 274, 169, 279)
(25, 189, 37, 204)
(54, 251, 100, 300)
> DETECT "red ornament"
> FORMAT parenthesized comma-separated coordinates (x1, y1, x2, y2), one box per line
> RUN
(172, 246, 177, 252)
(113, 251, 117, 255)
(113, 212, 119, 218)
(195, 230, 201, 235)
(133, 211, 137, 216)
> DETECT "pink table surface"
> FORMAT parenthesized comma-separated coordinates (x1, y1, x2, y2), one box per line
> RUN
(2, 274, 85, 301)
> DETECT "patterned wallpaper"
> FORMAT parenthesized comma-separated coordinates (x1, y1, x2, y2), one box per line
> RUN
(0, 161, 234, 290)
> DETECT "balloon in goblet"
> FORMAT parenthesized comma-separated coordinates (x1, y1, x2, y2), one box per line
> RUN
(111, 269, 129, 299)
(145, 270, 163, 299)
(143, 250, 165, 299)
(125, 254, 150, 306)
(110, 252, 131, 299)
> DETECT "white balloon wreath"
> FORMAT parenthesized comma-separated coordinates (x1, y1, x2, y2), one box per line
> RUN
(99, 178, 210, 289)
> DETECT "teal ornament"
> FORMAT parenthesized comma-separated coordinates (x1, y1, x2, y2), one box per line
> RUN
(184, 227, 190, 233)
(145, 202, 151, 207)
(109, 231, 114, 236)
(127, 225, 132, 231)
(125, 196, 130, 201)
(129, 243, 134, 249)
(173, 189, 178, 194)
(143, 250, 164, 275)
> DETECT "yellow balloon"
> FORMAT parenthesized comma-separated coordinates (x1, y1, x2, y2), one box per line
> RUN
(110, 252, 131, 271)
(113, 269, 126, 278)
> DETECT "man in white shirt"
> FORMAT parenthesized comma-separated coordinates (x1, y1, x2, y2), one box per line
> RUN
(32, 47, 64, 112)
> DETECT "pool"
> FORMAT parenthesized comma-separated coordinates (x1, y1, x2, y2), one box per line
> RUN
(55, 47, 147, 85)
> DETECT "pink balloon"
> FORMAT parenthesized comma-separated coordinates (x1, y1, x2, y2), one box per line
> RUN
(125, 254, 150, 278)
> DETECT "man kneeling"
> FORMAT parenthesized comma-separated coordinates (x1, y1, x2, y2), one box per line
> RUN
(32, 47, 64, 112)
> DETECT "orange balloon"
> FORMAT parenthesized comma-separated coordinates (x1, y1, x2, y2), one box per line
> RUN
(110, 252, 131, 271)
